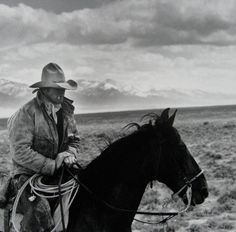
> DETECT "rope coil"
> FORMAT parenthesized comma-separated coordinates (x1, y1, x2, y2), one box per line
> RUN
(12, 174, 79, 232)
(29, 174, 78, 198)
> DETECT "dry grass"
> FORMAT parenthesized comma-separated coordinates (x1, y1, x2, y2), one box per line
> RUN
(0, 106, 236, 231)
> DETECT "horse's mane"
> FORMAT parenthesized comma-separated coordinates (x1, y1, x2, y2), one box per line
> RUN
(81, 114, 162, 193)
(99, 112, 162, 149)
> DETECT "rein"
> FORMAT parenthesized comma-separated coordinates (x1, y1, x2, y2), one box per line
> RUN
(65, 166, 204, 225)
(58, 166, 66, 232)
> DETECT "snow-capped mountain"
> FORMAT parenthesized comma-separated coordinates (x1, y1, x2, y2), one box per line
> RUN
(0, 79, 32, 117)
(70, 79, 236, 113)
(0, 79, 31, 97)
(0, 78, 235, 117)
(76, 79, 140, 96)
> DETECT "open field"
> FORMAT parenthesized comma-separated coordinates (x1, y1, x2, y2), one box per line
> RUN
(0, 105, 236, 231)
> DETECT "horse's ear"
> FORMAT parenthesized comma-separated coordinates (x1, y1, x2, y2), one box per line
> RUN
(168, 109, 177, 126)
(160, 108, 170, 122)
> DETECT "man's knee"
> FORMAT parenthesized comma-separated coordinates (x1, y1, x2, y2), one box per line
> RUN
(20, 197, 54, 231)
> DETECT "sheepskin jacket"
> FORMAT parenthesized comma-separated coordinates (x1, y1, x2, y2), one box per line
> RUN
(7, 92, 80, 177)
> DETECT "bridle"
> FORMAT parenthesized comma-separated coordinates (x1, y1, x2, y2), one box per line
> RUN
(172, 169, 204, 198)
(142, 133, 205, 224)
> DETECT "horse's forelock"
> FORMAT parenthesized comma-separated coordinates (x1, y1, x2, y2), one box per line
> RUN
(122, 122, 141, 131)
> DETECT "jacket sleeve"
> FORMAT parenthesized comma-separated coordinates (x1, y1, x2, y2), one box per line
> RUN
(62, 98, 81, 159)
(66, 113, 80, 160)
(7, 107, 56, 175)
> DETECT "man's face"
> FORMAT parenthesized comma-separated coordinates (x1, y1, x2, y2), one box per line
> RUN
(43, 88, 65, 104)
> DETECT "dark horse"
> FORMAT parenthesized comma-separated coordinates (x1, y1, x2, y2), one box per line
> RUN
(67, 108, 208, 232)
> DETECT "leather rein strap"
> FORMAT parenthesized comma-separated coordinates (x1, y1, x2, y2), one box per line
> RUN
(58, 166, 66, 232)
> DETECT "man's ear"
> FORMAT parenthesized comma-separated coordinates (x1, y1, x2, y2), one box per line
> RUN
(39, 88, 49, 99)
(41, 88, 50, 94)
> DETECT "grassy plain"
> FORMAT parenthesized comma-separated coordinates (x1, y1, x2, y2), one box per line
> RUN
(0, 105, 236, 231)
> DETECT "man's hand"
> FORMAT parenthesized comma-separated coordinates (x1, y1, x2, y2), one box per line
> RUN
(64, 154, 77, 167)
(55, 151, 75, 169)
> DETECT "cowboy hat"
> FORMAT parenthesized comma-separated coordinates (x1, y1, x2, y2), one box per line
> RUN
(30, 63, 77, 90)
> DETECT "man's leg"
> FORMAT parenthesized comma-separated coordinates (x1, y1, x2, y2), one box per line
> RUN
(13, 175, 55, 232)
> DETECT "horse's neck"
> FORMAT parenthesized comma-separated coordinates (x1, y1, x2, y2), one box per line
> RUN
(71, 176, 149, 232)
(71, 134, 154, 231)
(108, 176, 148, 212)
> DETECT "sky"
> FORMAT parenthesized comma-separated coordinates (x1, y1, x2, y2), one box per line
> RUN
(0, 0, 236, 109)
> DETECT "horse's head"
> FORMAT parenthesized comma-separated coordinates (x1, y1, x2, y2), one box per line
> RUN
(151, 108, 208, 206)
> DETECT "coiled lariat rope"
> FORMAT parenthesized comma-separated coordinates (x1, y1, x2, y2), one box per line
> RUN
(12, 172, 79, 232)
(29, 175, 77, 198)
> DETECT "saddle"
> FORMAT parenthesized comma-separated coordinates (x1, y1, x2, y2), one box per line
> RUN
(0, 176, 15, 208)
(0, 175, 15, 232)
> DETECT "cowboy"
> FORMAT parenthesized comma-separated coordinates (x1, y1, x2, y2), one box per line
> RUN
(7, 63, 80, 231)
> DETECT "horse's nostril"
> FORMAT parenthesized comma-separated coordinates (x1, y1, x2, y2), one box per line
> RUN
(201, 188, 209, 198)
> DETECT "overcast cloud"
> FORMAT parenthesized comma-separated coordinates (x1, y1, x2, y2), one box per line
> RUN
(1, 1, 236, 47)
(0, 0, 236, 111)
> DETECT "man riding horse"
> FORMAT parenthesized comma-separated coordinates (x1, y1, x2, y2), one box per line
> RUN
(7, 63, 80, 231)
(0, 63, 209, 232)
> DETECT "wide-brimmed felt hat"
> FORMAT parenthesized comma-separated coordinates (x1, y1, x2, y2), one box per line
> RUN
(30, 63, 77, 90)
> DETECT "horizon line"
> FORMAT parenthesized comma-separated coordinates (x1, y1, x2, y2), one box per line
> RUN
(0, 103, 235, 120)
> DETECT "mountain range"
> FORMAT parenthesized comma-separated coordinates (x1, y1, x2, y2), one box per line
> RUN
(0, 78, 235, 117)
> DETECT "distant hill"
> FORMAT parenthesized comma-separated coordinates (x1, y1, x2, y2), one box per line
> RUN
(1, 104, 236, 131)
(0, 118, 7, 130)
(0, 78, 235, 117)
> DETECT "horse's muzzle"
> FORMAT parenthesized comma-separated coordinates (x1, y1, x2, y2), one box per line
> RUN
(191, 187, 209, 205)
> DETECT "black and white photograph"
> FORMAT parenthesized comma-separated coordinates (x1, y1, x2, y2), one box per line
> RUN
(0, 0, 235, 231)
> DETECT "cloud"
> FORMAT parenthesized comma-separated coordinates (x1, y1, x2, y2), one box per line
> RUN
(127, 0, 236, 46)
(0, 0, 236, 103)
(0, 4, 55, 47)
(0, 0, 119, 13)
(1, 41, 236, 97)
(1, 0, 236, 48)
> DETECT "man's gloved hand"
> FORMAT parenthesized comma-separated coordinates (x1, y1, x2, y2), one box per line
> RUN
(55, 151, 75, 169)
